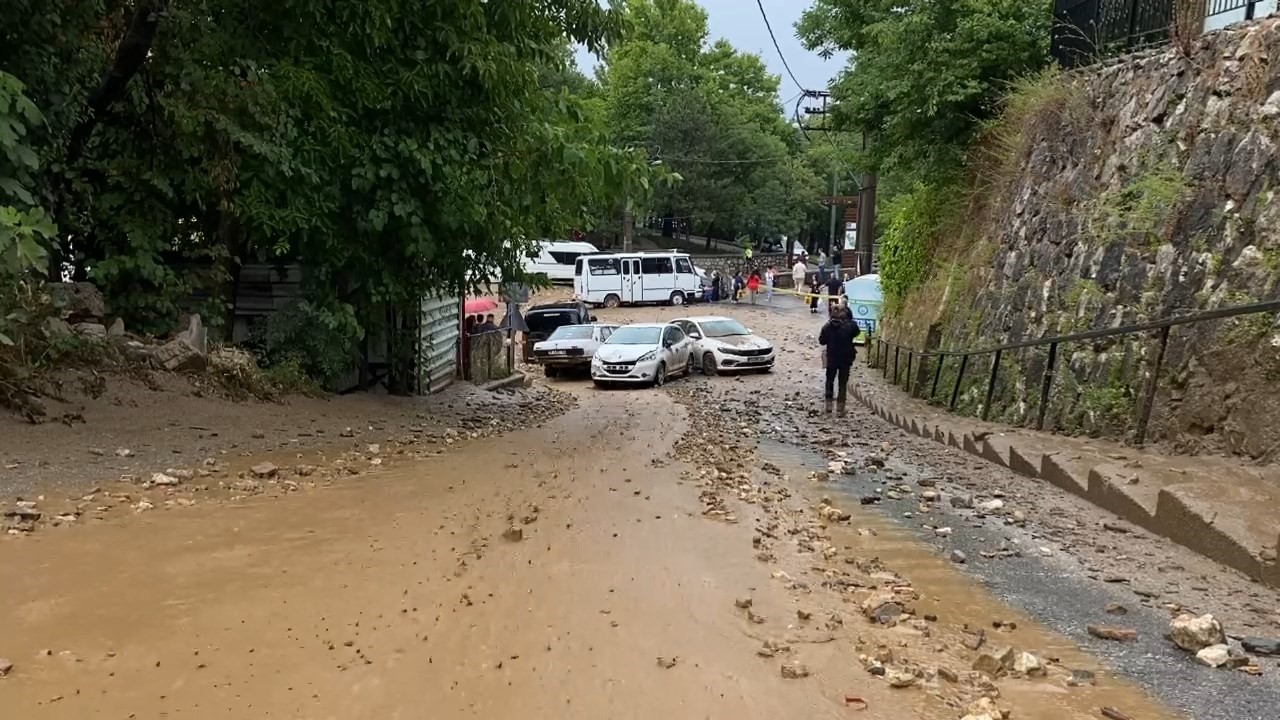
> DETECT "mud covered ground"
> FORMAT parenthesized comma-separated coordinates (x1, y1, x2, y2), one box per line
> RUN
(2, 295, 1279, 719)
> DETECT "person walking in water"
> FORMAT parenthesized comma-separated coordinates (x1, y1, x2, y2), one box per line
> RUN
(746, 270, 760, 304)
(819, 305, 861, 416)
(764, 266, 775, 303)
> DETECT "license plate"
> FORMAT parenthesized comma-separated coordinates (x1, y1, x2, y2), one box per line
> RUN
(746, 356, 770, 364)
(549, 350, 569, 355)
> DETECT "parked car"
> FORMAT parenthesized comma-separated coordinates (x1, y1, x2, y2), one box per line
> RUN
(522, 300, 595, 361)
(671, 316, 775, 375)
(591, 323, 694, 388)
(532, 324, 617, 377)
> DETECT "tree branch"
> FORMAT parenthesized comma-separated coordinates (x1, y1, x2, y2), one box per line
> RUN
(65, 1, 167, 167)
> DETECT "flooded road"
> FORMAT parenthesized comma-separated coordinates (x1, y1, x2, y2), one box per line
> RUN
(1, 380, 1186, 719)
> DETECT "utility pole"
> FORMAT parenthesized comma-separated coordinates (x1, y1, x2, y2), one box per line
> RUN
(826, 171, 838, 258)
(622, 206, 633, 252)
(857, 132, 877, 276)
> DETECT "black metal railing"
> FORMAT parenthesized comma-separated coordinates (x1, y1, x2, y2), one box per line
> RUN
(868, 299, 1280, 446)
(1207, 0, 1265, 18)
(1052, 0, 1176, 68)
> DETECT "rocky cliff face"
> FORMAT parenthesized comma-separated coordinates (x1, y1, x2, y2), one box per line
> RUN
(891, 18, 1280, 461)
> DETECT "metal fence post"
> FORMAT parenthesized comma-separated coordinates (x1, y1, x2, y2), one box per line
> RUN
(982, 349, 1002, 421)
(893, 346, 900, 385)
(1134, 325, 1171, 446)
(950, 354, 969, 410)
(930, 354, 944, 402)
(905, 351, 914, 393)
(1035, 342, 1059, 431)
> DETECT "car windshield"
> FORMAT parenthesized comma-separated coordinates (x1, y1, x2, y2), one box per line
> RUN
(698, 319, 750, 338)
(548, 325, 593, 341)
(605, 326, 661, 345)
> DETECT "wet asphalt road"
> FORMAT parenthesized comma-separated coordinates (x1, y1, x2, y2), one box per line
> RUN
(756, 435, 1280, 720)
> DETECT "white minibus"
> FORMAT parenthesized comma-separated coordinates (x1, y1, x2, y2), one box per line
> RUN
(523, 240, 599, 284)
(573, 252, 702, 308)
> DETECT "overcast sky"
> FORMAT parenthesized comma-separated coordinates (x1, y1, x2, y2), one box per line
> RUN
(574, 0, 848, 104)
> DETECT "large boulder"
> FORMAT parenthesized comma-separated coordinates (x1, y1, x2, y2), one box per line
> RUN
(48, 282, 106, 322)
(1169, 613, 1226, 653)
(176, 314, 208, 355)
(153, 338, 206, 372)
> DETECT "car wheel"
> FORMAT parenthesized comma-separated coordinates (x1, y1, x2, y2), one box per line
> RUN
(669, 291, 685, 306)
(685, 353, 695, 377)
(702, 352, 718, 377)
(604, 294, 621, 309)
(653, 362, 667, 387)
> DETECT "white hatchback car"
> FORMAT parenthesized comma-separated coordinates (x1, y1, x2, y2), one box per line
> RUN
(591, 323, 695, 387)
(672, 316, 775, 375)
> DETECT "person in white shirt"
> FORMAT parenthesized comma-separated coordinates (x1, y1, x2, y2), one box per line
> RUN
(791, 259, 807, 295)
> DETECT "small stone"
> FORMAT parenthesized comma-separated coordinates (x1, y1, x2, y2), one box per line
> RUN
(921, 490, 939, 501)
(937, 666, 959, 683)
(249, 463, 278, 479)
(1068, 669, 1097, 686)
(367, 444, 381, 455)
(950, 550, 967, 564)
(972, 646, 1014, 677)
(979, 499, 1004, 513)
(862, 592, 904, 625)
(149, 472, 181, 487)
(885, 668, 918, 687)
(1169, 613, 1225, 652)
(950, 494, 975, 509)
(656, 656, 678, 669)
(780, 660, 810, 679)
(293, 465, 317, 477)
(1105, 603, 1129, 615)
(747, 610, 766, 625)
(1195, 644, 1231, 668)
(1241, 637, 1280, 656)
(1012, 651, 1045, 677)
(1087, 625, 1137, 642)
(0, 658, 12, 677)
(796, 609, 813, 621)
(115, 448, 134, 458)
(935, 526, 953, 537)
(502, 526, 524, 542)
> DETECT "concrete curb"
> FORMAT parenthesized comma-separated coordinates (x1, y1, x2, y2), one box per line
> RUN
(479, 372, 529, 392)
(851, 381, 1280, 589)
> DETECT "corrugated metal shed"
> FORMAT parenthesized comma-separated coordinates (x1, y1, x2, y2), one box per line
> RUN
(419, 295, 460, 394)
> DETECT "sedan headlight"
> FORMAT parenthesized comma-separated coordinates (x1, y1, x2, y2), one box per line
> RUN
(636, 349, 658, 363)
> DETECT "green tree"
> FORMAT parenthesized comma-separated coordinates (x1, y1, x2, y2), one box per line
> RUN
(599, 0, 822, 248)
(797, 0, 1053, 179)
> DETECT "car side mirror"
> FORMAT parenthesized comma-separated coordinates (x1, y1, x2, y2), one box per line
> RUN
(688, 331, 701, 339)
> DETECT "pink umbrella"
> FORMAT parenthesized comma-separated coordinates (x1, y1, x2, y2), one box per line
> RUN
(464, 297, 498, 314)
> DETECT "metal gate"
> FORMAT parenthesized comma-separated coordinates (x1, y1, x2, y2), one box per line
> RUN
(418, 294, 460, 394)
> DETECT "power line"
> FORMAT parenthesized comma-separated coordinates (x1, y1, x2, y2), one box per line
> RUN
(755, 0, 807, 95)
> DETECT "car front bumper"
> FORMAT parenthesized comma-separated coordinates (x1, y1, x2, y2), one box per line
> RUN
(591, 357, 661, 383)
(712, 349, 775, 370)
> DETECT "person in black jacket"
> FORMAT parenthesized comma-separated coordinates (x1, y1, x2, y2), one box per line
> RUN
(818, 305, 861, 416)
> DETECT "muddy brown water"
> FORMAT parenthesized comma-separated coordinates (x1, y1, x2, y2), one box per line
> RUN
(1, 387, 1182, 719)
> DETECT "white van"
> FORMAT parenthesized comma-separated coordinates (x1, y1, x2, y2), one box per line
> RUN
(573, 251, 702, 308)
(523, 240, 599, 284)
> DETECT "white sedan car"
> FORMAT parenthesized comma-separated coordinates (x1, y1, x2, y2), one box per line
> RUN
(532, 324, 618, 378)
(672, 316, 775, 375)
(591, 323, 695, 388)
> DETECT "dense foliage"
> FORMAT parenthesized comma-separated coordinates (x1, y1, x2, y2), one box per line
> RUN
(1, 0, 661, 347)
(797, 0, 1053, 308)
(595, 0, 832, 249)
